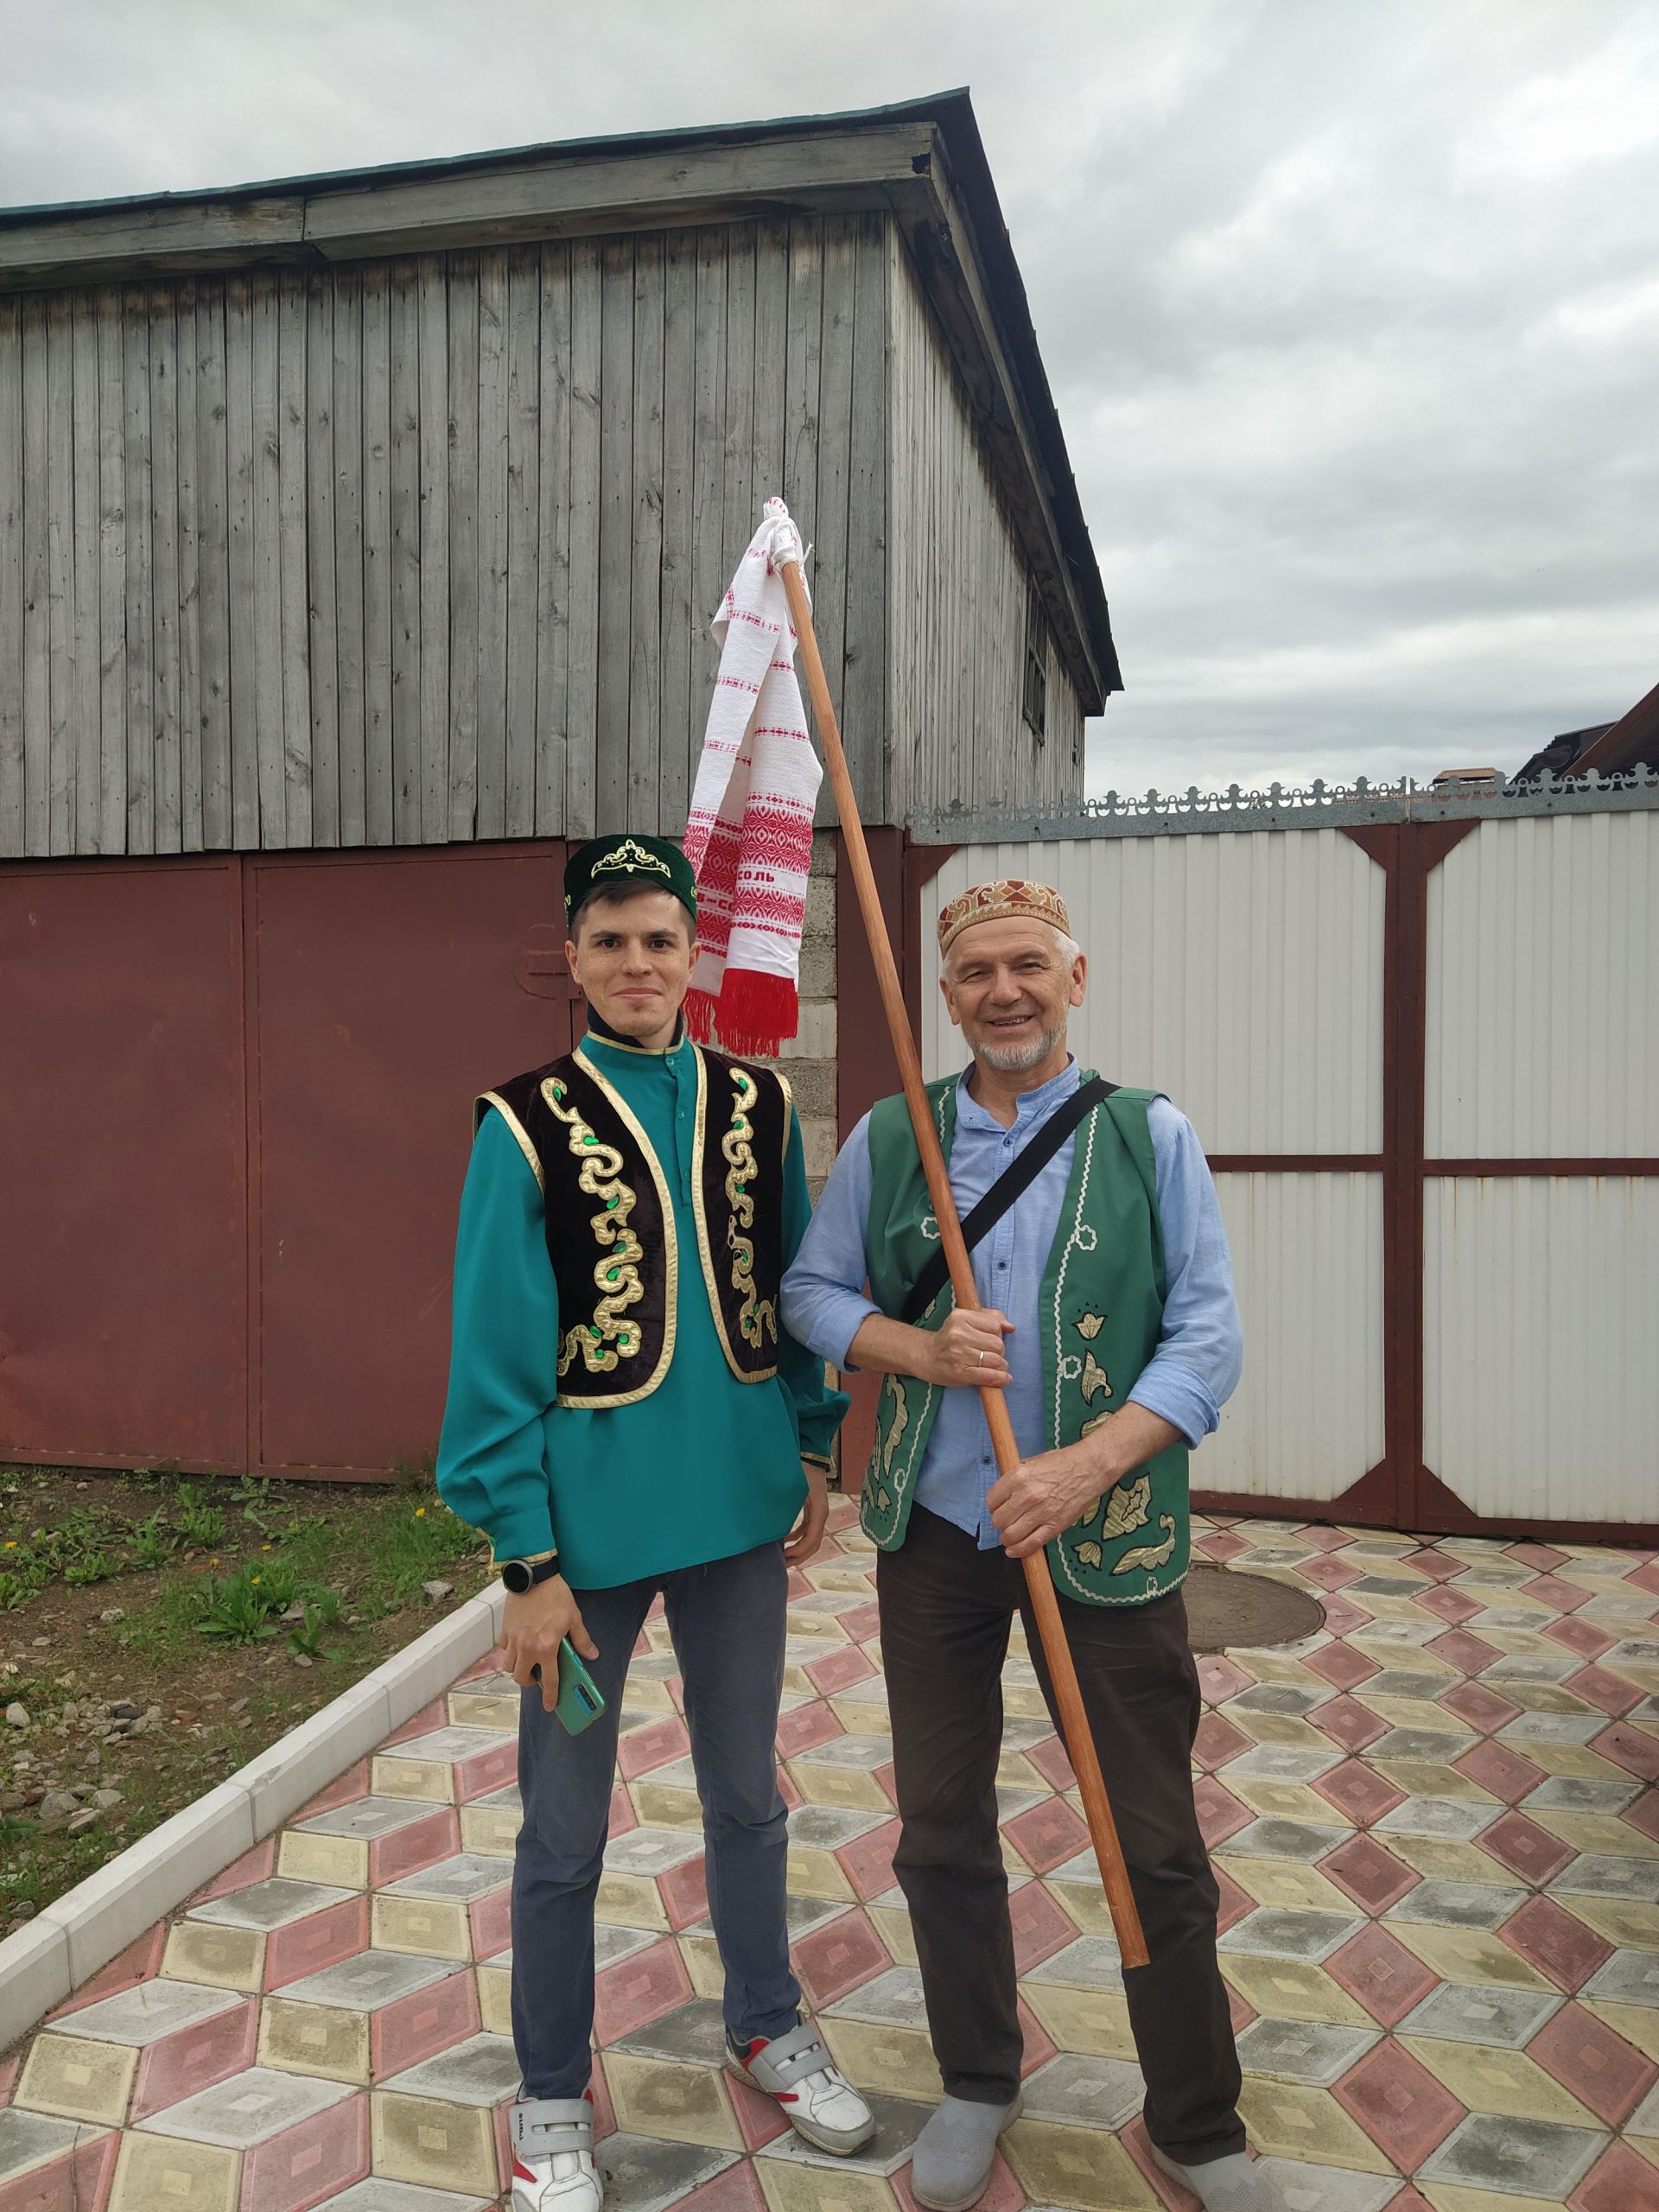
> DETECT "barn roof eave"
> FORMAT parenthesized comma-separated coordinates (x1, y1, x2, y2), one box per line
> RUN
(0, 89, 1119, 702)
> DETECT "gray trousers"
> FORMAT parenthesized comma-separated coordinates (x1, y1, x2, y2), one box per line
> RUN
(511, 1540, 802, 2098)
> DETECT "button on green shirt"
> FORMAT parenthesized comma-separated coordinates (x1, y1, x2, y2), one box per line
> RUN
(436, 1028, 848, 1589)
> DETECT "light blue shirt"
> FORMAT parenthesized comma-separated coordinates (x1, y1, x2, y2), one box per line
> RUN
(779, 1058, 1243, 1551)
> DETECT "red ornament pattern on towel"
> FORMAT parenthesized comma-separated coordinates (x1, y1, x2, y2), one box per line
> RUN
(683, 501, 822, 1058)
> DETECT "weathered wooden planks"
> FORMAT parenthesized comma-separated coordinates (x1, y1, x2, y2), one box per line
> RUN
(595, 235, 633, 833)
(250, 275, 286, 847)
(225, 276, 258, 846)
(564, 238, 602, 842)
(0, 298, 22, 856)
(658, 229, 696, 833)
(306, 271, 340, 846)
(445, 251, 479, 843)
(17, 296, 49, 855)
(71, 293, 101, 852)
(720, 222, 756, 604)
(627, 235, 664, 834)
(149, 286, 183, 853)
(811, 220, 856, 827)
(388, 258, 422, 845)
(843, 213, 888, 825)
(195, 281, 232, 849)
(175, 279, 202, 853)
(359, 261, 393, 845)
(475, 247, 510, 841)
(3, 214, 916, 855)
(44, 292, 75, 853)
(330, 264, 365, 847)
(883, 233, 1081, 821)
(416, 256, 449, 844)
(505, 245, 540, 839)
(689, 231, 728, 813)
(533, 242, 572, 836)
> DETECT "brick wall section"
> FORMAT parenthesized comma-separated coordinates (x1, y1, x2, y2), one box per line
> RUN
(750, 832, 839, 1200)
(743, 833, 846, 1481)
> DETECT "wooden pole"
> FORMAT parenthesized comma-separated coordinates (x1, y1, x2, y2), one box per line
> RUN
(777, 551, 1149, 1970)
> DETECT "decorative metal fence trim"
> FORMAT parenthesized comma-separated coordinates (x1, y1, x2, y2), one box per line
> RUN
(909, 763, 1659, 842)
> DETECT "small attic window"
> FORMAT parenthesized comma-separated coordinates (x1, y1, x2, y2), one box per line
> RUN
(1022, 580, 1048, 743)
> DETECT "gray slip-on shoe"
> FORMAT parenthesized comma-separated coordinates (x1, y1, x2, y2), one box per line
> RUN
(909, 2091, 1023, 2212)
(1147, 2141, 1291, 2212)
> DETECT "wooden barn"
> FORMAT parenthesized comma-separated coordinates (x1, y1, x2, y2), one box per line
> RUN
(0, 92, 1119, 1482)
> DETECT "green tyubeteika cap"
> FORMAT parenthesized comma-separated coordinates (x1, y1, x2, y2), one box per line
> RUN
(563, 834, 698, 925)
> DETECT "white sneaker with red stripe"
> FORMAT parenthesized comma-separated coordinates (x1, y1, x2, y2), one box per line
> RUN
(508, 2094, 601, 2212)
(727, 2020, 876, 2155)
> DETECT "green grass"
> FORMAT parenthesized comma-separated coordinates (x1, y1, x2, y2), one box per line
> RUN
(0, 1462, 494, 1928)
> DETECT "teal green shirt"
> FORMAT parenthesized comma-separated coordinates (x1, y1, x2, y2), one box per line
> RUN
(435, 1029, 848, 1589)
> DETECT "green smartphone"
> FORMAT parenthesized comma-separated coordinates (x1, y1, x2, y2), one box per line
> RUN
(549, 1638, 606, 1736)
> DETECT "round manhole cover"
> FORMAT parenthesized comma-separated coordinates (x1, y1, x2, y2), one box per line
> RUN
(1185, 1563, 1325, 1653)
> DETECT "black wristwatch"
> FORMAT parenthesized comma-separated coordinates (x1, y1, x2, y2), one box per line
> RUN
(499, 1555, 561, 1595)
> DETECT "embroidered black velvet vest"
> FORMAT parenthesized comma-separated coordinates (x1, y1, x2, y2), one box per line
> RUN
(477, 1043, 791, 1408)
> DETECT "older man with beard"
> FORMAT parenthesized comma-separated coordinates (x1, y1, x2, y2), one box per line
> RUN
(782, 880, 1287, 2212)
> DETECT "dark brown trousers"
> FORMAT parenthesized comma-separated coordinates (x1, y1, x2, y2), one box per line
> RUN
(877, 1504, 1245, 2165)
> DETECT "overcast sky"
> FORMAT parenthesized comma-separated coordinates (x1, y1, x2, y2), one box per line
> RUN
(6, 0, 1656, 797)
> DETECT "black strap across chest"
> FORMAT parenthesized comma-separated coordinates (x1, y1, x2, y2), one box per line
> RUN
(899, 1077, 1118, 1324)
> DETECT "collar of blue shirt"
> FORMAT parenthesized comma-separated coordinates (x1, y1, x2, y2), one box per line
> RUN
(953, 1052, 1080, 1134)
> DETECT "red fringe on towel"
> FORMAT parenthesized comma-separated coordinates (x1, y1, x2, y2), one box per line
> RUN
(683, 970, 799, 1061)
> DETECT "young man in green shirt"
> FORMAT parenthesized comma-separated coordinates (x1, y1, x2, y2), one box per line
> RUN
(437, 834, 874, 2212)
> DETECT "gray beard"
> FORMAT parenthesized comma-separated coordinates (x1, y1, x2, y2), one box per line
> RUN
(975, 1020, 1067, 1072)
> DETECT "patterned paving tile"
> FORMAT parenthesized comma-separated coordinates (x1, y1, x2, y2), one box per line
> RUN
(161, 1910, 270, 1999)
(10, 1508, 1659, 2209)
(1235, 2077, 1394, 2173)
(188, 1876, 357, 1931)
(1475, 1810, 1577, 1885)
(1528, 2000, 1658, 2126)
(1383, 1880, 1529, 1932)
(1395, 1981, 1564, 2048)
(1219, 1955, 1376, 2030)
(1326, 1927, 1442, 2026)
(137, 2063, 356, 2145)
(1217, 1906, 1366, 1962)
(1332, 2037, 1465, 2169)
(1322, 1834, 1422, 1915)
(1453, 1740, 1550, 1804)
(1498, 1895, 1618, 1992)
(1418, 2110, 1608, 2197)
(1313, 1759, 1408, 1827)
(1234, 2016, 1380, 2086)
(1570, 2139, 1659, 2212)
(1016, 2051, 1146, 2130)
(1398, 2034, 1599, 2127)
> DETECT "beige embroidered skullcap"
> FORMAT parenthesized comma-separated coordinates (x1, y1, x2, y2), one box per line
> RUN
(937, 878, 1072, 957)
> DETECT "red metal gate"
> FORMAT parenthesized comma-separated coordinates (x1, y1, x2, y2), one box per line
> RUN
(0, 842, 571, 1480)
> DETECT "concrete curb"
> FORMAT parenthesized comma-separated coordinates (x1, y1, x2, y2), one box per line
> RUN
(0, 1580, 505, 2053)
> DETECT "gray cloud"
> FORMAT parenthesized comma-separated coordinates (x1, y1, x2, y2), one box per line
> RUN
(4, 0, 1655, 798)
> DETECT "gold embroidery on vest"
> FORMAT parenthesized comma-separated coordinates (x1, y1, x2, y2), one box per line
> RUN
(881, 1374, 910, 1476)
(722, 1069, 778, 1351)
(1080, 1350, 1111, 1402)
(1073, 1471, 1151, 1551)
(1103, 1474, 1153, 1539)
(1075, 1310, 1106, 1339)
(1114, 1514, 1177, 1573)
(543, 1076, 645, 1376)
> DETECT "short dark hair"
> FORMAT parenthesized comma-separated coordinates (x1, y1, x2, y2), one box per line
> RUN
(568, 882, 695, 944)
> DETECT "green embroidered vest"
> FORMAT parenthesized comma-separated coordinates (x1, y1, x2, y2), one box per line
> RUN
(861, 1074, 1189, 1606)
(478, 1043, 790, 1408)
